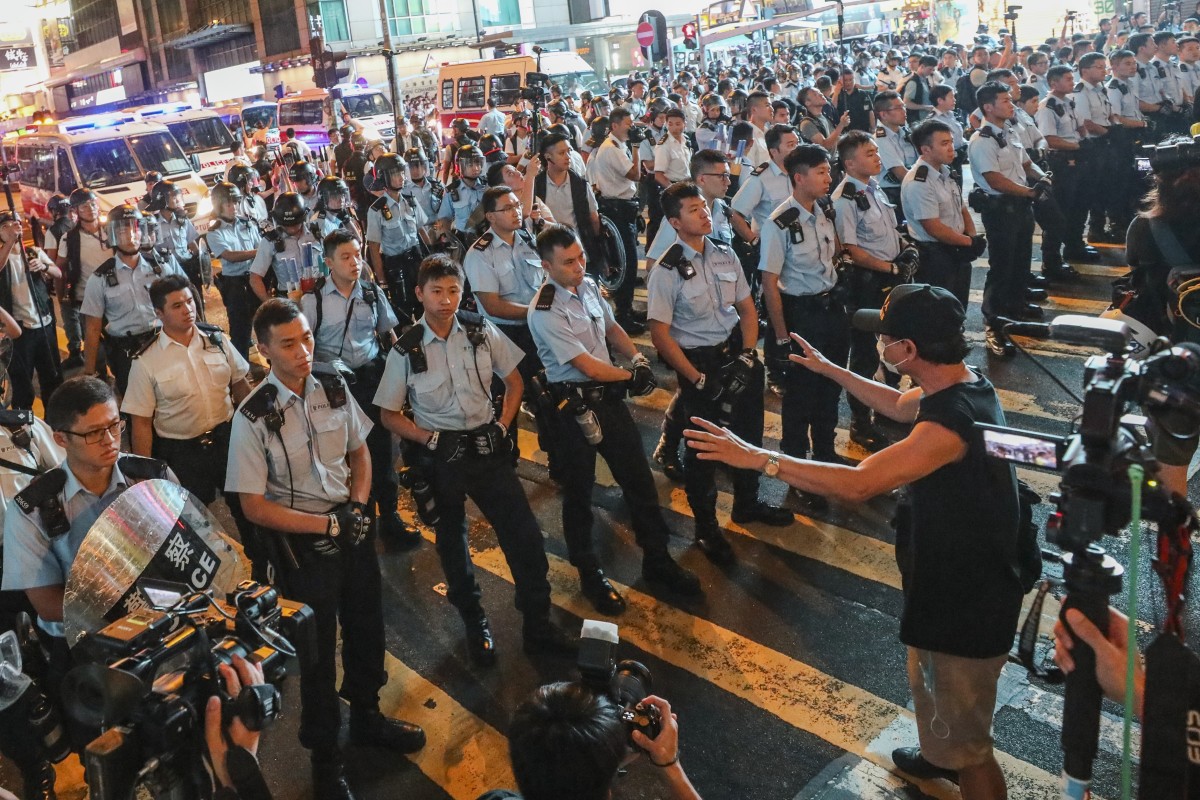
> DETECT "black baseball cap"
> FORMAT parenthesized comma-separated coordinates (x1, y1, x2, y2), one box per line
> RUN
(851, 283, 966, 341)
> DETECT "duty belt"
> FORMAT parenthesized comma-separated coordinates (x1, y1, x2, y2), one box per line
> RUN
(161, 420, 231, 449)
(548, 380, 628, 404)
(1046, 150, 1079, 167)
(680, 330, 740, 365)
(103, 327, 158, 354)
(780, 290, 843, 312)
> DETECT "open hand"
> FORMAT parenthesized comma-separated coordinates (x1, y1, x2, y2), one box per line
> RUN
(787, 333, 835, 376)
(683, 417, 767, 471)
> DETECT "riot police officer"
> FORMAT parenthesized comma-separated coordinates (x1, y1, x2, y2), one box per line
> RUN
(831, 131, 907, 451)
(249, 192, 320, 303)
(226, 162, 269, 225)
(647, 183, 792, 565)
(528, 224, 701, 616)
(226, 300, 426, 800)
(696, 94, 730, 152)
(289, 159, 320, 208)
(206, 181, 262, 358)
(403, 147, 444, 222)
(54, 189, 111, 371)
(144, 180, 204, 310)
(373, 254, 575, 665)
(437, 144, 488, 248)
(758, 144, 846, 513)
(366, 153, 427, 317)
(310, 176, 362, 240)
(81, 205, 185, 394)
(300, 229, 420, 551)
(342, 132, 373, 223)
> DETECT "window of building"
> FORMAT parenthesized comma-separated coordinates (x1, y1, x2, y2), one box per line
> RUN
(478, 0, 520, 27)
(197, 36, 257, 73)
(458, 77, 484, 109)
(74, 0, 121, 50)
(385, 0, 458, 37)
(489, 74, 521, 107)
(165, 47, 193, 82)
(158, 0, 186, 34)
(260, 0, 302, 55)
(319, 0, 351, 42)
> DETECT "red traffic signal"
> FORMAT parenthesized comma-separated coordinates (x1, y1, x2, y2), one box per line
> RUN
(682, 21, 698, 50)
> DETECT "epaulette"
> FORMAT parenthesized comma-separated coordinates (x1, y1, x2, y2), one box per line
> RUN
(117, 454, 171, 482)
(534, 282, 556, 311)
(659, 243, 696, 279)
(393, 323, 428, 373)
(430, 181, 445, 200)
(657, 133, 669, 145)
(913, 164, 929, 182)
(0, 409, 33, 428)
(1074, 82, 1085, 93)
(1155, 62, 1168, 78)
(750, 162, 769, 176)
(1183, 64, 1191, 73)
(1137, 65, 1147, 79)
(131, 332, 158, 358)
(875, 125, 887, 138)
(516, 228, 535, 246)
(708, 237, 731, 253)
(13, 468, 68, 536)
(1048, 97, 1065, 117)
(772, 206, 801, 229)
(1108, 78, 1126, 93)
(208, 218, 224, 231)
(472, 231, 494, 251)
(239, 383, 281, 428)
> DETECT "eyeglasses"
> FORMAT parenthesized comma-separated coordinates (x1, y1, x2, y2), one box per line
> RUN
(883, 106, 906, 113)
(64, 419, 125, 445)
(490, 204, 522, 214)
(700, 172, 732, 181)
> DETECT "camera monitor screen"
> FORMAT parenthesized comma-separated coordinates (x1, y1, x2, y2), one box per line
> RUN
(978, 424, 1066, 470)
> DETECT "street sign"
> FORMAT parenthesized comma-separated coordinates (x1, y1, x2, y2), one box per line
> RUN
(636, 21, 655, 47)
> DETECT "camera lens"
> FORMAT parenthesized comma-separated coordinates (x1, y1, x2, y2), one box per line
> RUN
(610, 659, 652, 709)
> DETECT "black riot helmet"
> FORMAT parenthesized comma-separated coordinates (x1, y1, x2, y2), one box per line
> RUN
(404, 146, 428, 167)
(317, 176, 351, 211)
(289, 159, 318, 189)
(350, 131, 369, 151)
(145, 179, 183, 214)
(477, 133, 506, 165)
(456, 144, 485, 177)
(373, 152, 406, 191)
(47, 194, 71, 218)
(106, 204, 144, 251)
(271, 191, 307, 227)
(226, 163, 258, 194)
(211, 181, 244, 220)
(69, 188, 99, 208)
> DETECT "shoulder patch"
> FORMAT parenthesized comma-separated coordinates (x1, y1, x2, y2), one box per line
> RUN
(914, 164, 929, 182)
(534, 282, 557, 311)
(516, 228, 535, 246)
(1073, 82, 1085, 93)
(472, 231, 494, 251)
(772, 206, 801, 229)
(117, 454, 170, 482)
(394, 322, 425, 354)
(750, 162, 769, 176)
(657, 133, 669, 145)
(370, 195, 389, 212)
(659, 243, 697, 279)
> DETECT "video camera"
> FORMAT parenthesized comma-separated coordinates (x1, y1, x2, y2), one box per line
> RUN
(1142, 134, 1200, 174)
(577, 620, 662, 747)
(627, 123, 651, 147)
(62, 580, 314, 800)
(520, 70, 550, 105)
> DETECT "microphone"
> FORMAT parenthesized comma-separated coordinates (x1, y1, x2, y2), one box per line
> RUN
(997, 314, 1131, 353)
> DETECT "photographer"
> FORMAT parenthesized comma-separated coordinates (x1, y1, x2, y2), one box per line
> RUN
(477, 683, 701, 800)
(205, 654, 272, 800)
(1053, 607, 1145, 720)
(685, 284, 1023, 800)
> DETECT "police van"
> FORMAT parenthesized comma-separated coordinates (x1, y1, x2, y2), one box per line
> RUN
(277, 85, 396, 149)
(134, 104, 237, 185)
(435, 52, 598, 129)
(13, 113, 212, 227)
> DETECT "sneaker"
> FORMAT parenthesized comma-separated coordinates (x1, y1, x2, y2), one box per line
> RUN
(984, 327, 1015, 358)
(891, 747, 960, 784)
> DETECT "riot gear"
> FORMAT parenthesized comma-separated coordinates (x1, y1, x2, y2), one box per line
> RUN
(272, 192, 307, 228)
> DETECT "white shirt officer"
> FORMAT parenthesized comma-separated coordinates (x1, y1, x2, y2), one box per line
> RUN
(592, 135, 638, 200)
(373, 313, 522, 431)
(1073, 79, 1113, 136)
(831, 175, 901, 261)
(526, 275, 617, 383)
(759, 196, 839, 297)
(300, 277, 400, 370)
(901, 157, 966, 243)
(122, 326, 250, 440)
(653, 133, 694, 183)
(646, 237, 750, 349)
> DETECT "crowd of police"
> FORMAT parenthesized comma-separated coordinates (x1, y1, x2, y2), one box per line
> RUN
(0, 5, 1198, 799)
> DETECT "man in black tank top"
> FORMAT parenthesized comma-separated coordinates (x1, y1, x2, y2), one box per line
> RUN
(685, 284, 1022, 799)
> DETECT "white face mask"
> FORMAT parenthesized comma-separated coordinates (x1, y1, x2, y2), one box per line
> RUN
(880, 338, 911, 374)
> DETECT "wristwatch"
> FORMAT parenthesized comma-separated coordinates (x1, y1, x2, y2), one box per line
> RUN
(326, 513, 340, 538)
(762, 451, 781, 478)
(426, 431, 440, 451)
(694, 374, 707, 390)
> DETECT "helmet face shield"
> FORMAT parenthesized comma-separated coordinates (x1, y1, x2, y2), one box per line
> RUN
(109, 217, 141, 251)
(139, 217, 161, 251)
(458, 153, 484, 177)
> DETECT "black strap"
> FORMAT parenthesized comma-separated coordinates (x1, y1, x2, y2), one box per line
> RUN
(0, 456, 41, 478)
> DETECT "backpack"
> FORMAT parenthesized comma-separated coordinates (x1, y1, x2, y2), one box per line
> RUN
(956, 71, 981, 116)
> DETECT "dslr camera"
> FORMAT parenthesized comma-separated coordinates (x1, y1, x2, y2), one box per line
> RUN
(627, 123, 651, 146)
(519, 71, 550, 104)
(577, 620, 662, 746)
(62, 580, 314, 800)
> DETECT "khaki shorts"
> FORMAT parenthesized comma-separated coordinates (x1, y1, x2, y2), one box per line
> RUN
(906, 647, 1006, 771)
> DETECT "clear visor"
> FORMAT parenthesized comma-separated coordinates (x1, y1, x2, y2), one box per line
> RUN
(109, 219, 141, 248)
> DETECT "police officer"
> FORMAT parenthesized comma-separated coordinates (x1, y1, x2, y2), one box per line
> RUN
(403, 147, 444, 222)
(40, 194, 74, 265)
(1037, 65, 1097, 270)
(759, 144, 846, 513)
(226, 300, 426, 800)
(591, 107, 648, 334)
(1150, 31, 1189, 136)
(367, 152, 427, 317)
(1073, 53, 1118, 245)
(81, 206, 184, 394)
(333, 124, 355, 174)
(250, 192, 320, 303)
(310, 176, 362, 241)
(528, 224, 701, 615)
(342, 132, 373, 223)
(647, 183, 792, 565)
(0, 211, 62, 409)
(831, 132, 907, 452)
(300, 230, 420, 551)
(970, 82, 1050, 358)
(654, 108, 694, 191)
(696, 94, 730, 152)
(226, 163, 269, 225)
(373, 254, 574, 665)
(873, 91, 919, 216)
(144, 180, 204, 310)
(638, 101, 669, 247)
(55, 189, 110, 371)
(901, 120, 983, 309)
(289, 159, 320, 208)
(1107, 49, 1151, 239)
(206, 182, 262, 359)
(437, 144, 488, 249)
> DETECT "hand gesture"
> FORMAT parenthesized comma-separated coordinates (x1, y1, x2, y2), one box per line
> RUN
(839, 111, 851, 128)
(683, 416, 767, 471)
(1053, 607, 1144, 717)
(205, 655, 264, 788)
(787, 333, 836, 376)
(526, 154, 542, 175)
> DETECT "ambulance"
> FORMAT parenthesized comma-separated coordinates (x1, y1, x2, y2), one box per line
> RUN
(277, 85, 396, 149)
(133, 103, 237, 185)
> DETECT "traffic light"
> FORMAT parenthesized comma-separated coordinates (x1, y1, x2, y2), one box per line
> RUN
(682, 22, 698, 50)
(310, 34, 348, 89)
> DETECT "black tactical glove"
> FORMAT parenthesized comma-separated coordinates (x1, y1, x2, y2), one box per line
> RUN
(430, 430, 466, 463)
(628, 362, 656, 397)
(313, 501, 371, 555)
(1031, 177, 1053, 203)
(694, 373, 725, 402)
(719, 351, 760, 401)
(892, 245, 920, 281)
(967, 234, 988, 260)
(470, 421, 510, 458)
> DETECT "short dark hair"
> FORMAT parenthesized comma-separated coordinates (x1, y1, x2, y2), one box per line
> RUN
(482, 185, 517, 214)
(747, 90, 770, 109)
(836, 129, 873, 164)
(975, 81, 1010, 113)
(690, 148, 729, 179)
(985, 68, 1014, 82)
(664, 107, 685, 122)
(661, 181, 703, 220)
(45, 376, 115, 433)
(285, 127, 296, 138)
(1154, 30, 1177, 46)
(814, 75, 833, 91)
(783, 143, 830, 181)
(609, 107, 632, 126)
(919, 55, 938, 68)
(1018, 84, 1040, 103)
(1027, 51, 1048, 66)
(536, 224, 581, 261)
(538, 131, 571, 159)
(1180, 36, 1200, 48)
(253, 298, 304, 346)
(322, 228, 360, 260)
(1046, 64, 1075, 84)
(913, 332, 971, 365)
(508, 683, 625, 800)
(765, 123, 798, 154)
(930, 84, 954, 104)
(148, 274, 193, 311)
(910, 119, 952, 152)
(1128, 32, 1154, 54)
(416, 253, 462, 287)
(873, 90, 901, 113)
(1078, 52, 1106, 71)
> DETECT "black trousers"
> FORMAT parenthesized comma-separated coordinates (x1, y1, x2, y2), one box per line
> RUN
(640, 175, 664, 249)
(780, 295, 850, 460)
(216, 275, 259, 359)
(1105, 129, 1139, 233)
(551, 393, 671, 572)
(675, 341, 764, 525)
(847, 271, 897, 423)
(382, 249, 424, 320)
(102, 330, 155, 397)
(914, 241, 971, 310)
(413, 446, 551, 619)
(10, 323, 62, 410)
(979, 198, 1035, 324)
(1080, 139, 1115, 233)
(1043, 154, 1084, 258)
(597, 198, 639, 317)
(349, 361, 400, 520)
(266, 528, 388, 754)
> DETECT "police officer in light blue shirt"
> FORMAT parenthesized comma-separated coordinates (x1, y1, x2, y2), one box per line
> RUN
(730, 124, 799, 242)
(402, 147, 444, 221)
(310, 176, 363, 241)
(249, 192, 321, 304)
(436, 144, 487, 240)
(463, 187, 545, 331)
(206, 181, 262, 358)
(367, 153, 428, 319)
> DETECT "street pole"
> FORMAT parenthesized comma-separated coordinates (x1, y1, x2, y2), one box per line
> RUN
(377, 0, 404, 148)
(696, 13, 705, 72)
(836, 0, 845, 65)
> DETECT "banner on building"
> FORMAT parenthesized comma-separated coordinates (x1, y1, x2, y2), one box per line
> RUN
(0, 25, 37, 72)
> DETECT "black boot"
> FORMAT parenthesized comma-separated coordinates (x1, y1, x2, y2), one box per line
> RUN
(579, 568, 627, 615)
(378, 509, 422, 551)
(461, 610, 497, 666)
(653, 434, 684, 482)
(312, 757, 356, 800)
(349, 708, 426, 753)
(694, 520, 735, 565)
